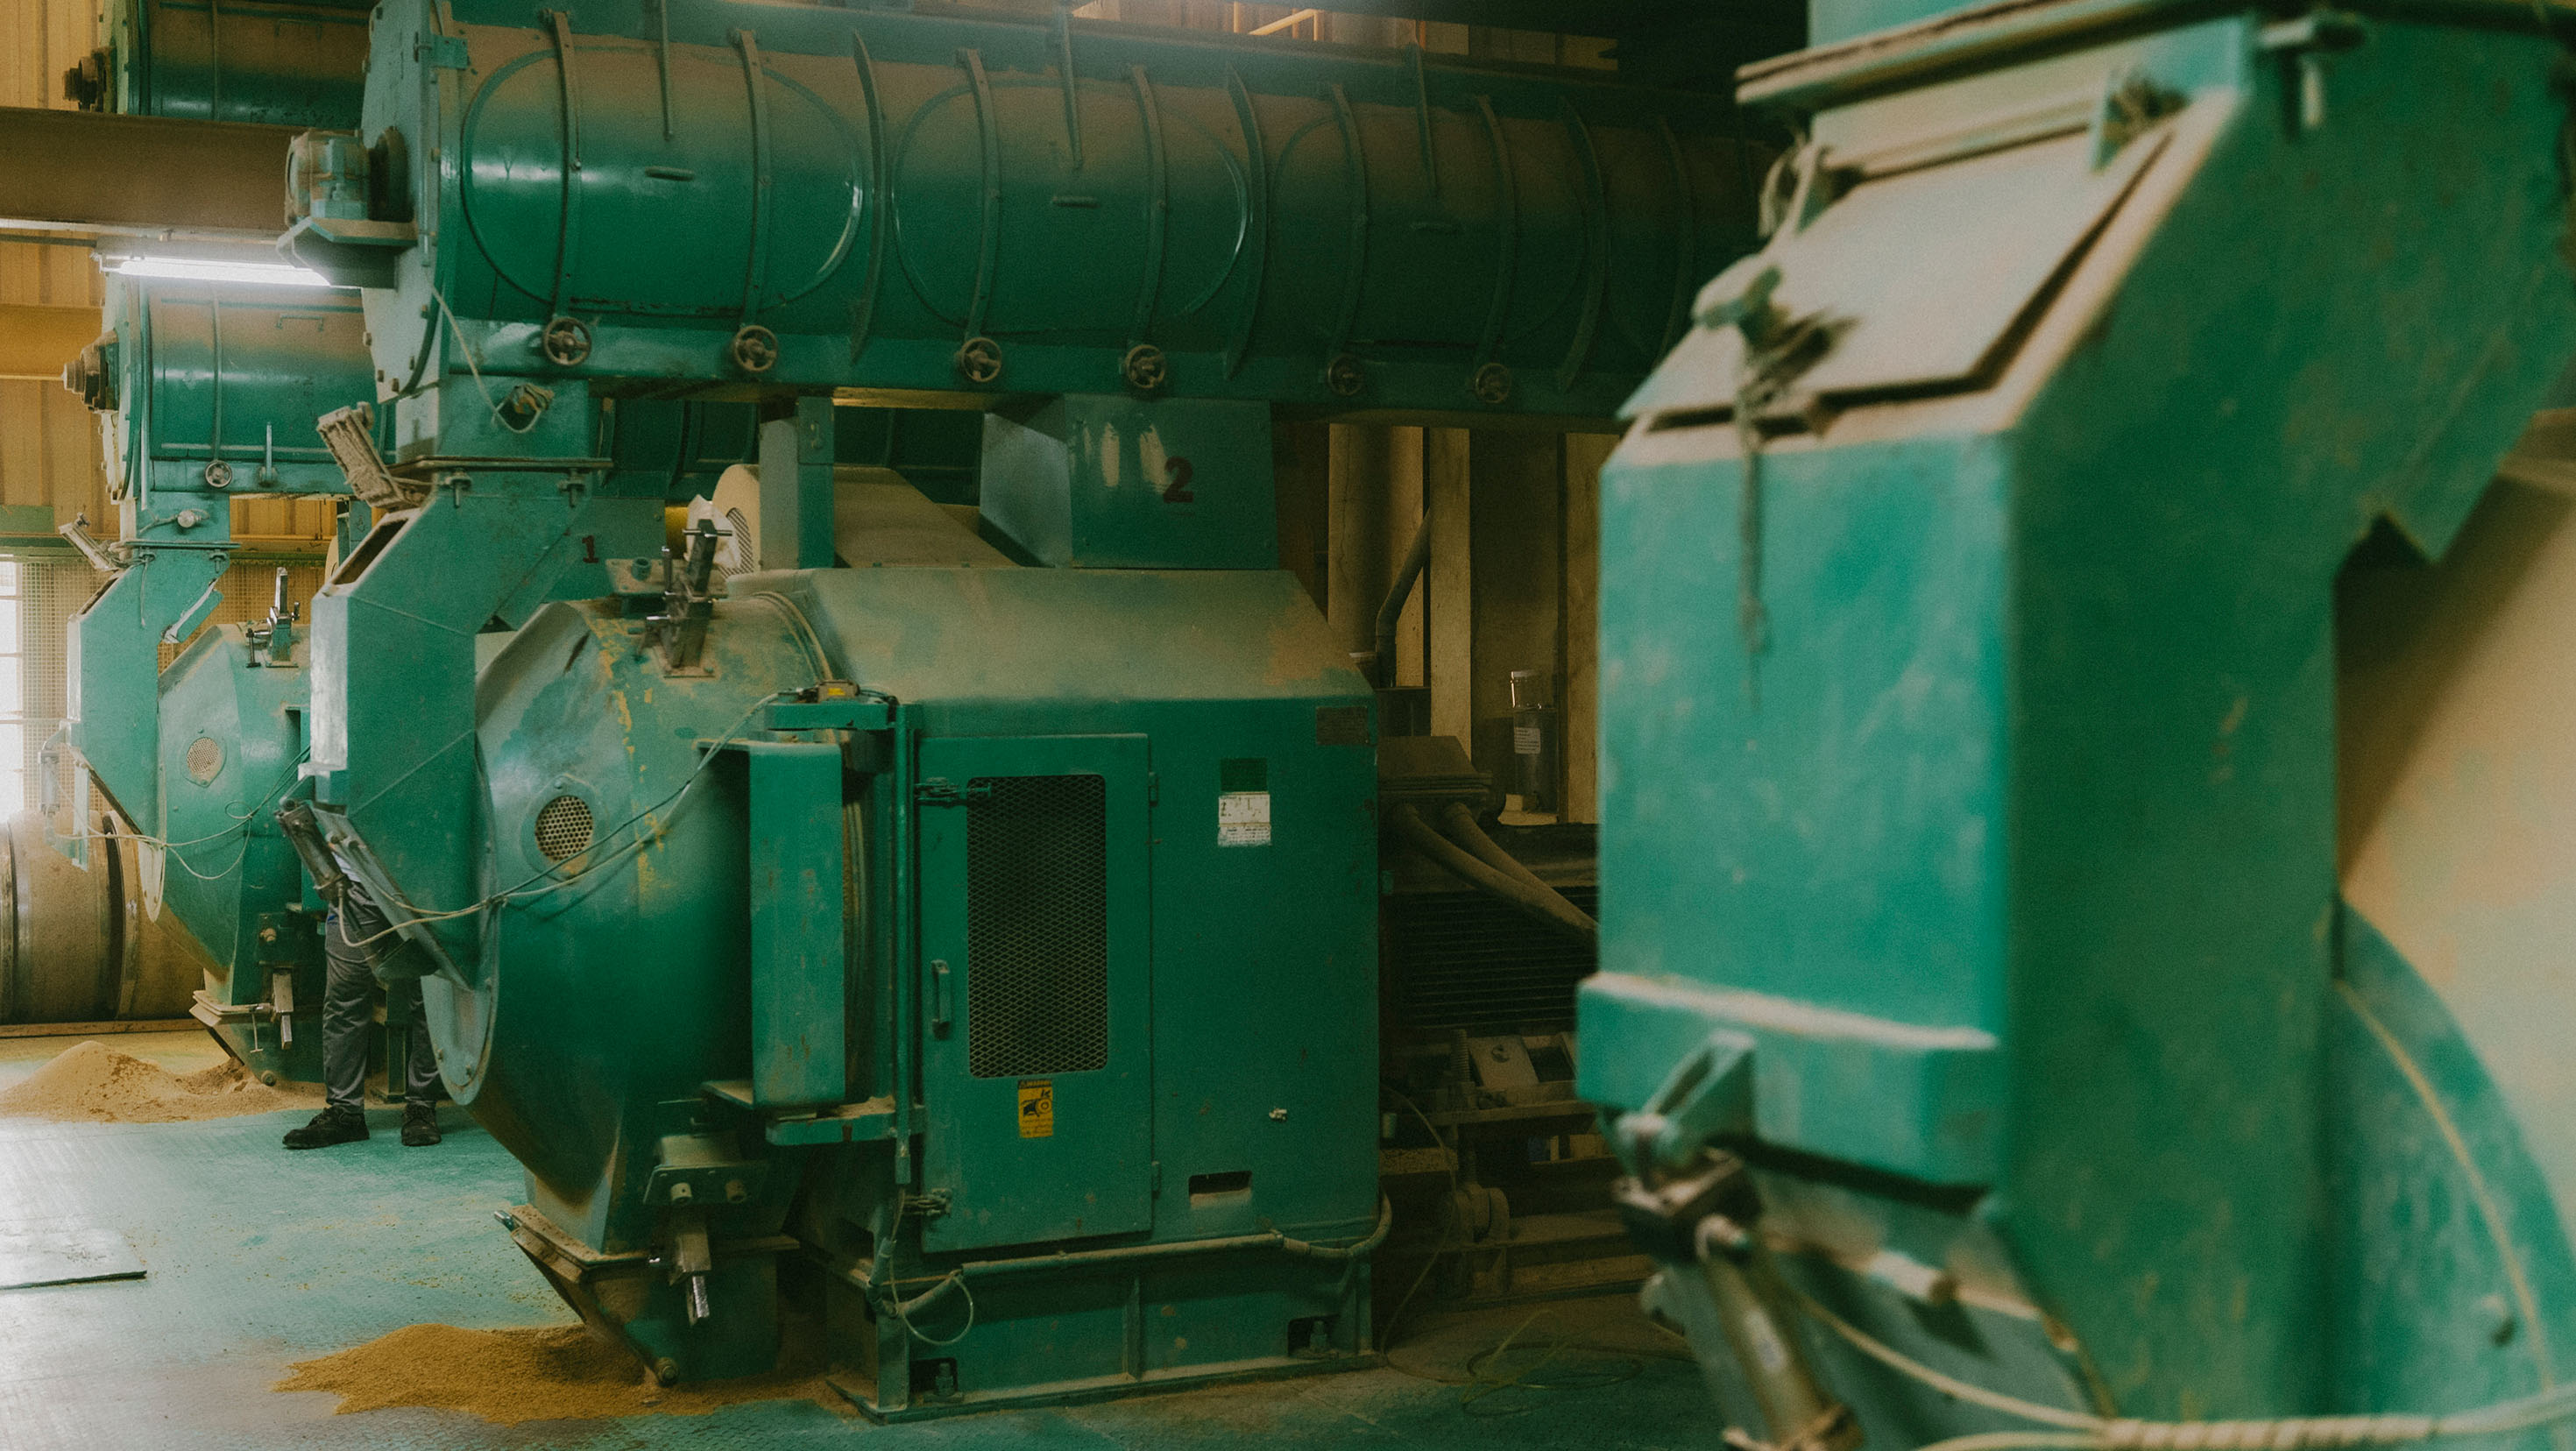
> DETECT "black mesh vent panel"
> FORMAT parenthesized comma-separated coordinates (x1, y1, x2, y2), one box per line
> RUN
(966, 775, 1110, 1078)
(1387, 887, 1601, 1035)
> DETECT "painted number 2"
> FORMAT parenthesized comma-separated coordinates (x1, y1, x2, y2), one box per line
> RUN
(1161, 457, 1195, 504)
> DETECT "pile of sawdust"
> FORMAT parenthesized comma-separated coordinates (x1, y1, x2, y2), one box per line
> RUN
(276, 1321, 835, 1425)
(0, 1040, 315, 1122)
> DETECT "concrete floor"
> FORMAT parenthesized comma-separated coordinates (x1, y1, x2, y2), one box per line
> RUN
(0, 1030, 1715, 1450)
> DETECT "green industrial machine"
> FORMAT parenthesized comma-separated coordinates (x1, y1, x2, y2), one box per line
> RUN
(281, 0, 1745, 977)
(1579, 0, 2576, 1446)
(38, 273, 757, 1067)
(269, 0, 1751, 1414)
(155, 575, 325, 1071)
(60, 0, 370, 125)
(469, 561, 1382, 1411)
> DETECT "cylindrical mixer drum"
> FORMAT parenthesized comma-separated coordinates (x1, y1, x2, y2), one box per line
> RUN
(0, 810, 199, 1024)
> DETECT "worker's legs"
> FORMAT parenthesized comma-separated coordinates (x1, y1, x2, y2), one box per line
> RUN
(317, 899, 383, 1112)
(286, 888, 414, 1150)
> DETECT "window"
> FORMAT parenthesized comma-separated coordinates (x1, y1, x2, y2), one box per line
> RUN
(0, 561, 27, 817)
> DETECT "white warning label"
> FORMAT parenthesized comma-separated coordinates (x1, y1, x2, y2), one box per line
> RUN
(1217, 791, 1271, 847)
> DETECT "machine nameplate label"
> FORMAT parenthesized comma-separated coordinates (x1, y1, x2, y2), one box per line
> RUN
(1218, 792, 1271, 846)
(1018, 1079, 1054, 1138)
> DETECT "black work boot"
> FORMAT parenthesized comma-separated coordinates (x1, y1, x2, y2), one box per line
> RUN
(400, 1102, 442, 1148)
(283, 1104, 368, 1150)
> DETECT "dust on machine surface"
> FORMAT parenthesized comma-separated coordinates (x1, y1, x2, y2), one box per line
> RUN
(253, 0, 1755, 1423)
(1578, 0, 2576, 1447)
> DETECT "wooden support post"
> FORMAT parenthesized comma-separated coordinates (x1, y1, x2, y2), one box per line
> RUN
(1564, 434, 1616, 824)
(0, 109, 296, 237)
(0, 302, 100, 381)
(1426, 427, 1472, 744)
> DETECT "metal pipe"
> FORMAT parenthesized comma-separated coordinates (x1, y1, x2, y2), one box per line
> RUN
(962, 1194, 1394, 1278)
(837, 1194, 1392, 1323)
(1389, 802, 1594, 940)
(1372, 513, 1431, 690)
(1433, 800, 1596, 933)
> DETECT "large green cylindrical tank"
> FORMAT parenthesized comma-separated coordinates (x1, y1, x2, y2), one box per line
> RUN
(63, 0, 369, 126)
(69, 277, 384, 510)
(67, 274, 764, 551)
(291, 0, 1757, 420)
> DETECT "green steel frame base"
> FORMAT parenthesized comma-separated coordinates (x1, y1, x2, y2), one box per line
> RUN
(195, 998, 402, 1091)
(830, 1346, 1383, 1423)
(194, 998, 322, 1086)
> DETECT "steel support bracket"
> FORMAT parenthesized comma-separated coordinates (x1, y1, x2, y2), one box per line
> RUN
(723, 739, 848, 1107)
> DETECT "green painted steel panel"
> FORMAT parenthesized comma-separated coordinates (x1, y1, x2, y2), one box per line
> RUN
(443, 565, 1376, 1395)
(981, 396, 1276, 569)
(68, 548, 230, 826)
(742, 740, 848, 1108)
(917, 733, 1155, 1254)
(1584, 0, 2576, 1433)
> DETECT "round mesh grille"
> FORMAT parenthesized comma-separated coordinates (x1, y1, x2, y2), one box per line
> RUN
(184, 736, 223, 785)
(533, 795, 594, 863)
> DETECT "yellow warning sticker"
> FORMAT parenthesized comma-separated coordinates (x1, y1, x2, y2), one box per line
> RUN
(1017, 1079, 1054, 1139)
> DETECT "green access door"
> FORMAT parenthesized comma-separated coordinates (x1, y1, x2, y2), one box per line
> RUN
(916, 734, 1153, 1253)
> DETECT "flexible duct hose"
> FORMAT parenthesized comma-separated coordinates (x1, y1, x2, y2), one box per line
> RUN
(1389, 803, 1595, 942)
(1433, 802, 1598, 935)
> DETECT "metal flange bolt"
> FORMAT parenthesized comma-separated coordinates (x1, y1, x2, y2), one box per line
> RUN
(728, 324, 779, 375)
(954, 335, 1003, 385)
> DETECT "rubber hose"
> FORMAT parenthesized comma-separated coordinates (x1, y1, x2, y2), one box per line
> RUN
(1389, 803, 1595, 941)
(1433, 802, 1598, 935)
(1283, 1194, 1397, 1261)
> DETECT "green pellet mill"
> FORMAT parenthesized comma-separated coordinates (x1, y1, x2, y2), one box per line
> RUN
(1579, 0, 2576, 1444)
(34, 270, 759, 1066)
(273, 0, 1753, 1415)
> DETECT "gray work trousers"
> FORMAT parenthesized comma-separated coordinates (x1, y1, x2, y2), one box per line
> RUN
(322, 888, 440, 1110)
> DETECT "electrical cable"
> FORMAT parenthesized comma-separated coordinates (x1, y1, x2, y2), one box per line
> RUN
(1376, 1083, 1466, 1352)
(428, 284, 548, 435)
(1456, 1309, 1647, 1419)
(2334, 976, 2553, 1391)
(336, 687, 796, 950)
(886, 1269, 978, 1349)
(1787, 1277, 2576, 1450)
(1764, 968, 2576, 1451)
(1786, 1284, 2103, 1431)
(1384, 1302, 1678, 1415)
(79, 745, 314, 885)
(1373, 1086, 1677, 1414)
